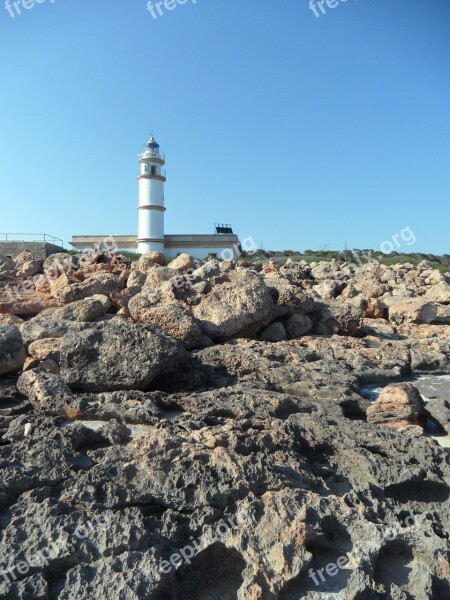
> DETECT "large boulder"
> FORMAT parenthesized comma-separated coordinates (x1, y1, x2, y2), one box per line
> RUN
(259, 322, 286, 342)
(133, 252, 165, 271)
(13, 251, 43, 277)
(0, 325, 26, 376)
(20, 319, 91, 348)
(55, 272, 124, 303)
(43, 252, 79, 279)
(60, 320, 187, 391)
(0, 255, 16, 278)
(389, 300, 438, 325)
(264, 275, 314, 315)
(168, 253, 197, 272)
(128, 294, 202, 349)
(28, 338, 62, 362)
(190, 260, 221, 283)
(16, 370, 74, 411)
(425, 281, 450, 304)
(193, 270, 274, 341)
(315, 300, 363, 336)
(435, 305, 450, 325)
(35, 295, 111, 322)
(285, 314, 313, 339)
(366, 383, 426, 431)
(0, 280, 61, 316)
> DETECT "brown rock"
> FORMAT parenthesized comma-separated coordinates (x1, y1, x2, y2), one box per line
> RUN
(262, 261, 278, 275)
(425, 281, 450, 304)
(168, 253, 197, 272)
(14, 252, 43, 277)
(28, 338, 62, 362)
(128, 296, 202, 349)
(389, 300, 438, 325)
(364, 298, 386, 319)
(56, 272, 124, 303)
(134, 252, 166, 270)
(193, 270, 274, 341)
(366, 383, 426, 430)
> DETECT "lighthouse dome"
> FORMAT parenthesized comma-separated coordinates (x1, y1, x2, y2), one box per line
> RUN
(146, 136, 160, 150)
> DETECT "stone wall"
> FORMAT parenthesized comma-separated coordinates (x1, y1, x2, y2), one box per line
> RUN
(0, 242, 64, 259)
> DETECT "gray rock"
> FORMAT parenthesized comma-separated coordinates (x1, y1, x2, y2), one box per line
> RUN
(259, 322, 286, 342)
(0, 324, 26, 376)
(389, 300, 438, 325)
(20, 319, 91, 349)
(315, 300, 364, 336)
(35, 294, 111, 322)
(285, 314, 313, 338)
(13, 251, 43, 277)
(17, 370, 74, 411)
(56, 272, 124, 303)
(0, 254, 16, 278)
(426, 398, 450, 435)
(43, 252, 79, 279)
(193, 270, 274, 341)
(60, 320, 187, 392)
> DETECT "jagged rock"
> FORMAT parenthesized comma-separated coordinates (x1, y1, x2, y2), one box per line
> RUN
(16, 370, 74, 411)
(364, 297, 386, 319)
(190, 260, 221, 283)
(426, 398, 450, 435)
(193, 270, 274, 341)
(0, 285, 61, 317)
(128, 296, 202, 349)
(285, 314, 313, 338)
(145, 266, 178, 288)
(60, 320, 187, 392)
(0, 253, 449, 600)
(0, 254, 16, 277)
(0, 325, 26, 376)
(389, 300, 438, 325)
(27, 338, 62, 362)
(168, 253, 197, 271)
(13, 251, 43, 277)
(35, 294, 111, 322)
(315, 300, 364, 336)
(263, 274, 315, 315)
(133, 252, 166, 271)
(435, 305, 450, 324)
(56, 272, 124, 303)
(425, 280, 450, 304)
(20, 319, 91, 348)
(362, 318, 398, 340)
(127, 270, 147, 288)
(366, 383, 427, 430)
(0, 313, 23, 326)
(43, 252, 79, 278)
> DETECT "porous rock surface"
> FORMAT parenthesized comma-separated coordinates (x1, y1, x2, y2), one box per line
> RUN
(0, 251, 449, 599)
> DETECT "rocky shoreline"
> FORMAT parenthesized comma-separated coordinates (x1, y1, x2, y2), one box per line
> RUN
(0, 250, 449, 599)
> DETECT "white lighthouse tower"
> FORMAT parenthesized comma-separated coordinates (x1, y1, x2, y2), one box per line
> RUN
(137, 136, 166, 254)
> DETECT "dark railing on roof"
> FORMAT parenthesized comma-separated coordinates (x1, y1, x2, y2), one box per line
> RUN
(0, 233, 64, 247)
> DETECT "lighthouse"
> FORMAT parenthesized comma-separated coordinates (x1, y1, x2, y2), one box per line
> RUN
(137, 136, 166, 254)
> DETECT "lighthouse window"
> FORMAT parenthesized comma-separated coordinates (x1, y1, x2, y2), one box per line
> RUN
(151, 166, 157, 175)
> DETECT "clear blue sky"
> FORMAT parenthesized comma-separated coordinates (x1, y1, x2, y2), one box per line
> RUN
(0, 0, 449, 254)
